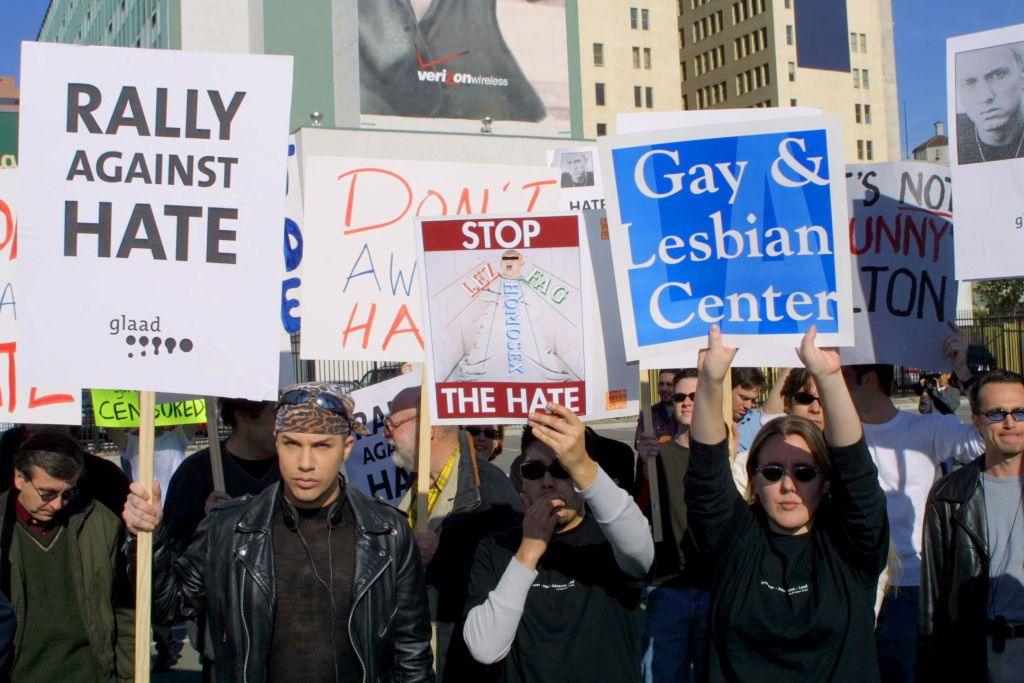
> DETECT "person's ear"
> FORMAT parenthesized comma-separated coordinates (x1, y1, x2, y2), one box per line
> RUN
(341, 435, 356, 463)
(13, 469, 25, 492)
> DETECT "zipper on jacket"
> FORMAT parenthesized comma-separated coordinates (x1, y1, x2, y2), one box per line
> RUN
(349, 554, 393, 683)
(239, 568, 251, 683)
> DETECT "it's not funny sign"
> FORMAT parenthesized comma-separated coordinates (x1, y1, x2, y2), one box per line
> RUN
(16, 43, 292, 399)
(599, 115, 853, 359)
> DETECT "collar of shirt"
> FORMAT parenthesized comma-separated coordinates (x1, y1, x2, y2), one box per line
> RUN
(15, 499, 54, 536)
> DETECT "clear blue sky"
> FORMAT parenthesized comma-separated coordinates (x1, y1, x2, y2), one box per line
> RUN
(2, 0, 1023, 157)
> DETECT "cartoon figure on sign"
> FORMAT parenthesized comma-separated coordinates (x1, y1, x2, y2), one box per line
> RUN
(455, 249, 574, 382)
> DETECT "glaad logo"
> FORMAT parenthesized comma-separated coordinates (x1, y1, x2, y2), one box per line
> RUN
(109, 315, 194, 358)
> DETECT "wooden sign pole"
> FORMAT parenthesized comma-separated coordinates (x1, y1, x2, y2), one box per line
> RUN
(205, 397, 226, 493)
(415, 373, 431, 533)
(640, 369, 663, 543)
(133, 390, 156, 682)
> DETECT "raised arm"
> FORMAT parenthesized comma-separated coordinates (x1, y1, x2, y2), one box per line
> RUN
(763, 368, 792, 415)
(796, 327, 861, 447)
(691, 326, 736, 446)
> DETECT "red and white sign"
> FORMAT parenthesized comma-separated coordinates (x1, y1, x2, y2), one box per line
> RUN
(416, 212, 593, 423)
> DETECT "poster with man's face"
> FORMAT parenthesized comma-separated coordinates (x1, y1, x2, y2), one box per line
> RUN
(947, 24, 1024, 281)
(358, 0, 570, 136)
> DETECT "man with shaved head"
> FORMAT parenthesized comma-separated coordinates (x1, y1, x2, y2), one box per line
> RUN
(124, 382, 434, 682)
(385, 385, 521, 681)
(956, 43, 1024, 164)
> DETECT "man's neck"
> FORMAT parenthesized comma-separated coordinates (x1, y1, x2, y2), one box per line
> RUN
(985, 451, 1024, 479)
(675, 427, 690, 448)
(227, 430, 275, 462)
(429, 438, 460, 484)
(979, 111, 1024, 147)
(854, 394, 900, 425)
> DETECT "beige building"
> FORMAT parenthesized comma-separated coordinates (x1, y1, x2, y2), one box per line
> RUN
(0, 77, 18, 113)
(578, 1, 683, 138)
(679, 0, 900, 162)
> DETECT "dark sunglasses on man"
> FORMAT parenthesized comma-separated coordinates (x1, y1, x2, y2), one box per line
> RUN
(792, 392, 822, 406)
(28, 478, 78, 504)
(672, 392, 697, 403)
(979, 408, 1024, 424)
(520, 460, 571, 481)
(467, 427, 500, 439)
(756, 464, 821, 484)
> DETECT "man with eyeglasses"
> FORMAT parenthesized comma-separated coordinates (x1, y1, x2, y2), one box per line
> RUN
(922, 369, 1024, 682)
(841, 326, 986, 683)
(463, 403, 654, 681)
(123, 381, 434, 682)
(0, 431, 134, 682)
(636, 369, 712, 682)
(383, 387, 520, 681)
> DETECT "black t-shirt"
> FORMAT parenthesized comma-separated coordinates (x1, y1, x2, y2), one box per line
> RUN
(685, 438, 888, 682)
(466, 515, 643, 683)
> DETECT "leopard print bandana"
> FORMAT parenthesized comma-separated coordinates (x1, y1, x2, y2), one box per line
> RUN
(275, 381, 368, 436)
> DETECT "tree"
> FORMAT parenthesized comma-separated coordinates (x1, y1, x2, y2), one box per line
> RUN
(974, 278, 1024, 314)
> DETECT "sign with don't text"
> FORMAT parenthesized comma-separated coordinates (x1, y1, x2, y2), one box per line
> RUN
(599, 115, 853, 361)
(417, 213, 592, 423)
(0, 170, 81, 424)
(17, 42, 292, 400)
(300, 156, 559, 363)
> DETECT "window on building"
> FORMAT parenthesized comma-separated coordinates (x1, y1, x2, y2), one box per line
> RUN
(785, 0, 791, 7)
(853, 69, 860, 88)
(596, 82, 606, 106)
(593, 43, 604, 66)
(597, 123, 607, 137)
(633, 46, 641, 68)
(788, 61, 795, 81)
(855, 104, 862, 123)
(862, 69, 869, 88)
(630, 7, 638, 29)
(866, 140, 874, 160)
(786, 25, 794, 45)
(681, 61, 687, 80)
(790, 98, 798, 106)
(642, 8, 650, 30)
(857, 140, 864, 160)
(850, 32, 858, 53)
(864, 104, 872, 124)
(644, 47, 652, 69)
(646, 86, 654, 108)
(860, 33, 867, 52)
(634, 85, 642, 107)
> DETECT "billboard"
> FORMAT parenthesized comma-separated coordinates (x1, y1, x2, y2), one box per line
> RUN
(358, 0, 570, 136)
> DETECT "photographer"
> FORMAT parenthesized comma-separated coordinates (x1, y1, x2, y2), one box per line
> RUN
(917, 373, 962, 416)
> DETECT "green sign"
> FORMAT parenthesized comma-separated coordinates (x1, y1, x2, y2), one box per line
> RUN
(0, 112, 17, 168)
(91, 389, 207, 427)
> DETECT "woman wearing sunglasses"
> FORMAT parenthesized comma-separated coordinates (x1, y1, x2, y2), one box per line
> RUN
(686, 326, 888, 682)
(465, 425, 504, 462)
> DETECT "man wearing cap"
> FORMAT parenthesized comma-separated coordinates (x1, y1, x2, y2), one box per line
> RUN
(385, 386, 521, 681)
(123, 382, 434, 682)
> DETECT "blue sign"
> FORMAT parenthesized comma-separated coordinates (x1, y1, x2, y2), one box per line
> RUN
(610, 129, 842, 349)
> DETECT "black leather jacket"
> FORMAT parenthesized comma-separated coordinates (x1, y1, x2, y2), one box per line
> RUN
(920, 457, 989, 682)
(150, 478, 434, 683)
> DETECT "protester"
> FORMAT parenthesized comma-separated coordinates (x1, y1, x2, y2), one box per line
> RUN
(921, 369, 1024, 682)
(123, 382, 434, 682)
(153, 399, 276, 679)
(731, 367, 766, 452)
(634, 369, 681, 446)
(510, 426, 636, 494)
(107, 424, 197, 502)
(916, 372, 962, 415)
(463, 404, 654, 681)
(466, 425, 504, 462)
(1, 431, 134, 682)
(686, 326, 888, 681)
(386, 387, 521, 681)
(843, 328, 986, 682)
(0, 424, 130, 516)
(639, 368, 712, 682)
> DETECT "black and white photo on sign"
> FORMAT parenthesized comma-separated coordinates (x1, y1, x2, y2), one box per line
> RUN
(954, 40, 1024, 165)
(559, 150, 595, 188)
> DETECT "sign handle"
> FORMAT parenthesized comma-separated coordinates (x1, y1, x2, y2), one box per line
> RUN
(133, 390, 156, 682)
(205, 397, 226, 493)
(640, 369, 663, 543)
(415, 371, 431, 533)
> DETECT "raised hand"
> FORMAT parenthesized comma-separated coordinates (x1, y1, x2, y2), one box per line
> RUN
(796, 326, 842, 378)
(123, 481, 163, 535)
(697, 325, 738, 384)
(527, 403, 594, 483)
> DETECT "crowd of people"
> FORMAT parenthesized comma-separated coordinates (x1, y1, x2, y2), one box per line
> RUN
(0, 324, 1020, 682)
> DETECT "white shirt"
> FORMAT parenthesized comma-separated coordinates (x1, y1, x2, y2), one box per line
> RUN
(121, 427, 190, 508)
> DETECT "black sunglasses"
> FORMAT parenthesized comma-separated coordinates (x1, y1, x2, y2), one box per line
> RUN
(279, 389, 349, 416)
(979, 408, 1024, 424)
(520, 460, 571, 481)
(672, 392, 697, 403)
(792, 392, 821, 406)
(467, 427, 500, 439)
(756, 464, 821, 484)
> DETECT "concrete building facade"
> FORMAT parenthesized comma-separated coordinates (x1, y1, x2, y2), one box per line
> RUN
(678, 0, 901, 161)
(913, 122, 949, 164)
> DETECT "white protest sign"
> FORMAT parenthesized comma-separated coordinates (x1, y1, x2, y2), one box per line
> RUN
(416, 212, 594, 424)
(0, 170, 82, 424)
(300, 156, 559, 362)
(947, 23, 1024, 281)
(843, 162, 956, 370)
(600, 114, 853, 362)
(345, 371, 419, 506)
(281, 136, 303, 337)
(553, 145, 638, 419)
(17, 43, 291, 400)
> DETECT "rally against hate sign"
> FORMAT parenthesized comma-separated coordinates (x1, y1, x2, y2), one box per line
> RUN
(600, 116, 853, 360)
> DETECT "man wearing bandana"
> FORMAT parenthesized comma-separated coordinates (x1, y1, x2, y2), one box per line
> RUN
(123, 382, 434, 682)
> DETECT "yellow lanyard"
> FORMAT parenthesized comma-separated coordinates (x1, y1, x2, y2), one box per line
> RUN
(408, 448, 458, 529)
